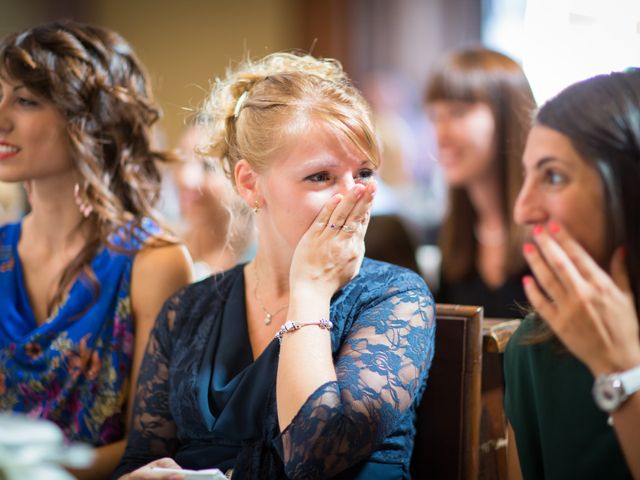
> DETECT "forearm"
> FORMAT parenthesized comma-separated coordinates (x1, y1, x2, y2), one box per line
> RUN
(612, 392, 640, 479)
(276, 294, 336, 431)
(68, 439, 125, 480)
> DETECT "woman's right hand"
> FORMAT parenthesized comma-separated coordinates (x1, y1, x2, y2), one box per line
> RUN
(288, 181, 376, 300)
(522, 223, 640, 376)
(120, 458, 185, 480)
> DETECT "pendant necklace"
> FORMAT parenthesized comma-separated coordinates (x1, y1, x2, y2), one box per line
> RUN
(253, 262, 288, 325)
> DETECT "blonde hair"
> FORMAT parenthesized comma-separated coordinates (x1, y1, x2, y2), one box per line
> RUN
(200, 52, 381, 183)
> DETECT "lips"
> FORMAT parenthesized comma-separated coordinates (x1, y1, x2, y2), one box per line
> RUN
(0, 142, 20, 160)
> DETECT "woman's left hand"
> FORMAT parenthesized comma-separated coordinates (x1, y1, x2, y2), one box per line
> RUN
(522, 222, 640, 376)
(289, 181, 376, 300)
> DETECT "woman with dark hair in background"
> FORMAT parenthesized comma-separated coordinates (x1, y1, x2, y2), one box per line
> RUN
(505, 69, 640, 478)
(425, 47, 535, 317)
(0, 21, 192, 478)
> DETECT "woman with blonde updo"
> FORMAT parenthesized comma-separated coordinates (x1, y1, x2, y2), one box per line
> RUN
(0, 21, 192, 479)
(115, 52, 435, 480)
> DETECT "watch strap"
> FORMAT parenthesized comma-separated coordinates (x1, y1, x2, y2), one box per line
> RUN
(618, 363, 640, 396)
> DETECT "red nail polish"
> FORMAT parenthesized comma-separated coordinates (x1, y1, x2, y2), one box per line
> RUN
(533, 225, 544, 236)
(548, 222, 560, 234)
(523, 243, 535, 254)
(620, 245, 628, 258)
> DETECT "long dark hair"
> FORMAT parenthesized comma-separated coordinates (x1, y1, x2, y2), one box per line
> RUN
(0, 20, 175, 314)
(425, 47, 535, 282)
(536, 69, 640, 324)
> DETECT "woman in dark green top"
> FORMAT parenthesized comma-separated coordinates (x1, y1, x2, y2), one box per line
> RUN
(504, 70, 640, 479)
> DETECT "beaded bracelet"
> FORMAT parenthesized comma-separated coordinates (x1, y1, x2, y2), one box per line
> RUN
(275, 318, 334, 343)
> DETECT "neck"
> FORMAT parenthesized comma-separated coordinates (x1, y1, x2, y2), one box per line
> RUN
(466, 172, 506, 247)
(252, 246, 291, 296)
(22, 176, 88, 252)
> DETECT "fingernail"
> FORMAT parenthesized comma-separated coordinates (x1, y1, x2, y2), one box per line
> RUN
(523, 242, 535, 254)
(548, 222, 560, 234)
(620, 245, 627, 258)
(533, 224, 544, 236)
(522, 275, 533, 286)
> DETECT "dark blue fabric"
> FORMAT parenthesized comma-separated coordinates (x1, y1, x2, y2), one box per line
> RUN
(115, 258, 435, 479)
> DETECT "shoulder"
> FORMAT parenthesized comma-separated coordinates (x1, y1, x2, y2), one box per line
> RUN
(130, 243, 193, 324)
(336, 258, 433, 315)
(357, 258, 431, 296)
(132, 243, 193, 288)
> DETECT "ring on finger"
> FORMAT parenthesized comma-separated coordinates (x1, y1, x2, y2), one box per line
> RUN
(341, 224, 356, 234)
(329, 223, 338, 230)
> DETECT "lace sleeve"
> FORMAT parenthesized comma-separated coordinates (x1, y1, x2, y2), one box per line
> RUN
(112, 293, 183, 478)
(276, 283, 436, 478)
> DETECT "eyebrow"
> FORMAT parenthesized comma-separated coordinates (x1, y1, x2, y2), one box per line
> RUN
(534, 156, 565, 170)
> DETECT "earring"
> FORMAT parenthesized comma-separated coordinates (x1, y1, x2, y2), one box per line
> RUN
(74, 183, 94, 218)
(252, 200, 260, 214)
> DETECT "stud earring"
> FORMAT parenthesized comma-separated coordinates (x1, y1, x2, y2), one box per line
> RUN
(74, 183, 94, 218)
(252, 200, 260, 214)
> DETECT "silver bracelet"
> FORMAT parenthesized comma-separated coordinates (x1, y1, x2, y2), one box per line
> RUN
(275, 318, 333, 343)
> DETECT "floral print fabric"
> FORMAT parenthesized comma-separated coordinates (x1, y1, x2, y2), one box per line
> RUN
(0, 221, 147, 445)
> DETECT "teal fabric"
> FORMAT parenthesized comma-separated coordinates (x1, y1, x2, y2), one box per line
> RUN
(504, 315, 631, 479)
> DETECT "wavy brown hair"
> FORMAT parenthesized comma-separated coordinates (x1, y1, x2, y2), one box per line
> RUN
(425, 47, 535, 283)
(0, 20, 175, 315)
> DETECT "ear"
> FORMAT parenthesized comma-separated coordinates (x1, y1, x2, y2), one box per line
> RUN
(235, 159, 262, 208)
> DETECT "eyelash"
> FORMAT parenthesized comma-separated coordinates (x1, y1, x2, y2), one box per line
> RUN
(305, 169, 375, 183)
(17, 97, 39, 107)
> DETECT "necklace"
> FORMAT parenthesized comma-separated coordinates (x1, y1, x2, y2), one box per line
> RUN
(253, 262, 288, 325)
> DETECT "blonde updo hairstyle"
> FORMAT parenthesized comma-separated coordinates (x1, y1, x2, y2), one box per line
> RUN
(200, 52, 381, 187)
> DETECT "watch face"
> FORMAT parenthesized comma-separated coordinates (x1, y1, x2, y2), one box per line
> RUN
(593, 376, 624, 413)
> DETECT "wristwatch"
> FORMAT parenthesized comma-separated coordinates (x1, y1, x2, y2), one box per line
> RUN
(592, 364, 640, 413)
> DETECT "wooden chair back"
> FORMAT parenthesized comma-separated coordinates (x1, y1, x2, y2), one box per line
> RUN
(410, 304, 483, 480)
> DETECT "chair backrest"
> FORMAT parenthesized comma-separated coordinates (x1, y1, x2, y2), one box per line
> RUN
(411, 304, 483, 480)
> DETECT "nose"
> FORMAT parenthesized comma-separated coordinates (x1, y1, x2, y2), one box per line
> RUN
(513, 178, 547, 226)
(337, 173, 357, 195)
(0, 100, 13, 134)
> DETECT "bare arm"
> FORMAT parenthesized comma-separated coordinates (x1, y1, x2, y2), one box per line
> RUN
(73, 244, 192, 479)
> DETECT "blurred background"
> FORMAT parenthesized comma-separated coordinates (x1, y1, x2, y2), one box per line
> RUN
(1, 0, 639, 248)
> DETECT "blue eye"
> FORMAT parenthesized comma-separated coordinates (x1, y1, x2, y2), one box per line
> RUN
(305, 172, 331, 183)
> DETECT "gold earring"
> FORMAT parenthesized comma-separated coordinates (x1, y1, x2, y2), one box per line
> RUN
(253, 200, 260, 214)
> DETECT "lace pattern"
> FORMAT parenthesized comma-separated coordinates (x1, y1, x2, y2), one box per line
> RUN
(115, 260, 435, 479)
(277, 282, 435, 478)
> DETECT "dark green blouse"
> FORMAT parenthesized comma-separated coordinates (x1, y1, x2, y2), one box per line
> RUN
(504, 315, 631, 479)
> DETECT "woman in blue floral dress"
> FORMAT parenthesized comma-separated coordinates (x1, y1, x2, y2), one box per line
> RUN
(0, 21, 192, 479)
(114, 52, 436, 480)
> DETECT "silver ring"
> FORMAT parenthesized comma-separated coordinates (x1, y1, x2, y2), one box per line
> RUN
(329, 223, 338, 230)
(341, 224, 356, 233)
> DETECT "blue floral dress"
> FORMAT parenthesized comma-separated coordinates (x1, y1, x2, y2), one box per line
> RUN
(0, 221, 152, 446)
(114, 258, 435, 479)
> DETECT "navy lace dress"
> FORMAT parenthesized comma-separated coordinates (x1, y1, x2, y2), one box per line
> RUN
(113, 258, 435, 479)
